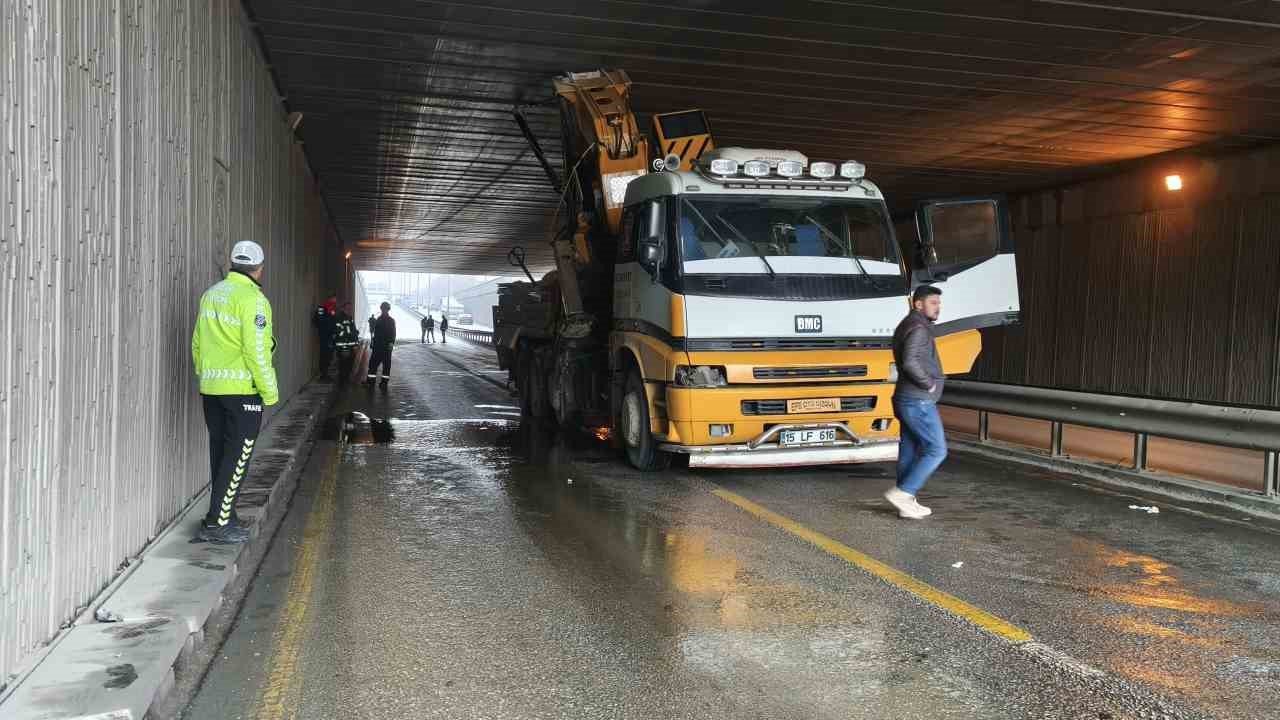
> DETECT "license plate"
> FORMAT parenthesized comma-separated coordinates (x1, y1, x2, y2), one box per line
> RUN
(786, 397, 840, 414)
(779, 428, 838, 447)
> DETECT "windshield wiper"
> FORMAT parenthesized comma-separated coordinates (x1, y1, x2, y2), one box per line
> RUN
(717, 214, 777, 278)
(682, 198, 738, 256)
(804, 214, 883, 289)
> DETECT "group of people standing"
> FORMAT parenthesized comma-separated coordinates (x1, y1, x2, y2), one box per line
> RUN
(311, 295, 361, 385)
(313, 297, 399, 388)
(420, 312, 448, 343)
(312, 299, 450, 387)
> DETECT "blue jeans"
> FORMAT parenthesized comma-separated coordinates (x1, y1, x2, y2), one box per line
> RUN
(894, 398, 947, 496)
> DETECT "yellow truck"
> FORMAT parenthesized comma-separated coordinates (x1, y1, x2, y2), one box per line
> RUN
(494, 69, 1019, 470)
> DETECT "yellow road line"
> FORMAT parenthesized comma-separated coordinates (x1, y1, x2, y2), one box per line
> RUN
(255, 447, 340, 720)
(710, 487, 1034, 644)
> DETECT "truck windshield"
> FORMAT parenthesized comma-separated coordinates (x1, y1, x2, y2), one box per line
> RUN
(679, 196, 901, 276)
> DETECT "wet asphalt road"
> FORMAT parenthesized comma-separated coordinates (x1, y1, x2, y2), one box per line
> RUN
(185, 338, 1280, 720)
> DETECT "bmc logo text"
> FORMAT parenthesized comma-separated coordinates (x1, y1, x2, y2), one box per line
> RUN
(794, 315, 823, 333)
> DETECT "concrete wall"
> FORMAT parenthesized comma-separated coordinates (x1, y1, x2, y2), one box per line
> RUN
(0, 0, 340, 684)
(971, 143, 1280, 410)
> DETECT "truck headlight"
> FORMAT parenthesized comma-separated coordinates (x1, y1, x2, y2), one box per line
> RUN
(674, 365, 727, 387)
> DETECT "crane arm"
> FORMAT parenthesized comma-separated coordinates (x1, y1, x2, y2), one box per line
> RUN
(553, 69, 651, 237)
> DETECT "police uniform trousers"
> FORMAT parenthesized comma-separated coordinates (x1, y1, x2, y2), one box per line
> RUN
(201, 394, 263, 526)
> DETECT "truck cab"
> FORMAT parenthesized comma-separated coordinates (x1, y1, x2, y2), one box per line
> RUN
(609, 148, 1019, 469)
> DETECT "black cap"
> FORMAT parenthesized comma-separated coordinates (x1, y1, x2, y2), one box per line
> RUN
(380, 301, 391, 311)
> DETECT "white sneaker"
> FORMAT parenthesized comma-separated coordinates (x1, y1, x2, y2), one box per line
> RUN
(884, 487, 929, 520)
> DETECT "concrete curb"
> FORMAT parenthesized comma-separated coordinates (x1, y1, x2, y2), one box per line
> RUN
(950, 438, 1280, 527)
(0, 383, 334, 720)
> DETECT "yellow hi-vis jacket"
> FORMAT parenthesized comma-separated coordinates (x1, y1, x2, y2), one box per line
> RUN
(191, 271, 280, 405)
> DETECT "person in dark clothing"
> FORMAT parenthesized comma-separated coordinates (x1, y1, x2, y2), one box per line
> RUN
(367, 301, 396, 388)
(885, 285, 946, 520)
(420, 314, 430, 343)
(312, 294, 337, 379)
(439, 315, 449, 344)
(368, 314, 376, 338)
(423, 314, 436, 343)
(333, 302, 360, 386)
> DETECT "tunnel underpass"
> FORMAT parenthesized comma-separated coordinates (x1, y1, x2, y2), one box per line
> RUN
(4, 2, 1280, 719)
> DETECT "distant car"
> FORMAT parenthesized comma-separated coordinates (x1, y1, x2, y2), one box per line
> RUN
(457, 313, 474, 326)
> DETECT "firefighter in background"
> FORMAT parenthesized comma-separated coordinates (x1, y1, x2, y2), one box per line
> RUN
(367, 301, 396, 388)
(333, 301, 360, 386)
(312, 294, 338, 380)
(191, 240, 278, 544)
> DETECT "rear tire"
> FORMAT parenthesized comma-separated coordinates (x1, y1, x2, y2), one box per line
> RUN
(620, 366, 670, 472)
(518, 344, 553, 423)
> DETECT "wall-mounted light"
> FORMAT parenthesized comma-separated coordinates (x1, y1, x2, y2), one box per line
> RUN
(344, 251, 352, 260)
(1164, 174, 1183, 191)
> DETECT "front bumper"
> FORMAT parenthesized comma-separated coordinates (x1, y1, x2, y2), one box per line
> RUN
(660, 423, 898, 469)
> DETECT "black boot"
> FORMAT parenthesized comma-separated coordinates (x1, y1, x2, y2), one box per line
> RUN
(195, 521, 250, 544)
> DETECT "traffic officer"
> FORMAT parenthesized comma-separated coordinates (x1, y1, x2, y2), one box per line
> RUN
(191, 240, 279, 544)
(333, 301, 360, 386)
(367, 301, 396, 388)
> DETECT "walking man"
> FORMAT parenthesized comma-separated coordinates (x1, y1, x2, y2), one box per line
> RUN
(367, 301, 396, 388)
(885, 285, 947, 520)
(439, 314, 448, 344)
(191, 240, 278, 543)
(333, 301, 360, 386)
(420, 314, 429, 343)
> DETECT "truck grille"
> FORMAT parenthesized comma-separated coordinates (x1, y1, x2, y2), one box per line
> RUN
(753, 365, 868, 380)
(685, 337, 892, 351)
(741, 396, 877, 416)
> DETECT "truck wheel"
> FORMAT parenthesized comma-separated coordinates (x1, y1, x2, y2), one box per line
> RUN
(620, 367, 670, 472)
(517, 346, 534, 417)
(519, 346, 553, 423)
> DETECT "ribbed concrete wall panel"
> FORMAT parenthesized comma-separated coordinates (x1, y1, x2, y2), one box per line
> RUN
(973, 148, 1280, 411)
(0, 0, 333, 683)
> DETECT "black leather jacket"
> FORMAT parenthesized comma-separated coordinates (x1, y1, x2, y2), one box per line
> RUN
(892, 310, 944, 402)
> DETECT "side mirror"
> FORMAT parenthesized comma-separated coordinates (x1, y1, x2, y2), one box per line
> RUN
(639, 241, 662, 274)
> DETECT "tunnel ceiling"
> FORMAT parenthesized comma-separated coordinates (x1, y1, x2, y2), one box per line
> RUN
(248, 0, 1280, 275)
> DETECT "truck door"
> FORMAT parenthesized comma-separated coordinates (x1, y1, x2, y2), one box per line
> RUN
(911, 196, 1020, 335)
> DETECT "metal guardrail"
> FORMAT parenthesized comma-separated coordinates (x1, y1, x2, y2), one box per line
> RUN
(942, 380, 1280, 496)
(454, 328, 494, 346)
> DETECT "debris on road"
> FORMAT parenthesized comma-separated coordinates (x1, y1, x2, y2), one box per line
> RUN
(951, 561, 964, 569)
(1128, 505, 1160, 514)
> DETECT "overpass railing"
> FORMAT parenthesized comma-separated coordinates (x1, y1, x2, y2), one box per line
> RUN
(453, 328, 494, 345)
(942, 380, 1280, 497)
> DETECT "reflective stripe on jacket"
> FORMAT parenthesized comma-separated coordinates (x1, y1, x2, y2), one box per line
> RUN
(191, 271, 280, 405)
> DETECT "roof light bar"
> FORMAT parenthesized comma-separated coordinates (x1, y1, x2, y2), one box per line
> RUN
(776, 160, 805, 178)
(742, 160, 771, 177)
(709, 158, 739, 176)
(840, 161, 866, 180)
(809, 162, 836, 179)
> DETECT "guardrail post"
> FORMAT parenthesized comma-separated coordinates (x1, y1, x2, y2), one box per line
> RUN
(1050, 421, 1063, 457)
(977, 411, 990, 443)
(1265, 451, 1278, 497)
(1133, 433, 1148, 471)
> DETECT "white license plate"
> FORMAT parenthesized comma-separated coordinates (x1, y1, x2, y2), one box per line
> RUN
(779, 428, 838, 447)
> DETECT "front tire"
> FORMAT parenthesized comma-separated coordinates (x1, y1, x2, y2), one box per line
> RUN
(620, 366, 670, 472)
